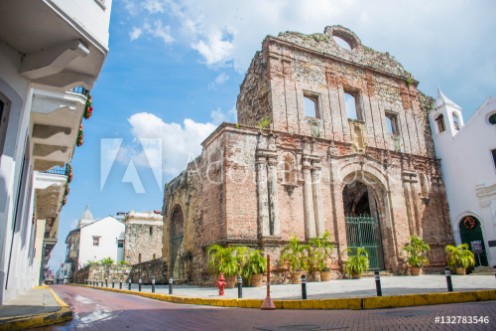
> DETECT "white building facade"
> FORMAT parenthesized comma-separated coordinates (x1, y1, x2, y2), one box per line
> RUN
(65, 207, 125, 274)
(0, 0, 112, 304)
(431, 91, 496, 267)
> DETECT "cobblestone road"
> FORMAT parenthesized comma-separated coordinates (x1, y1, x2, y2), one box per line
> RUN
(32, 285, 496, 330)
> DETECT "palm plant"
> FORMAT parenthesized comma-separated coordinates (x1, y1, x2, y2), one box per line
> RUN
(242, 249, 267, 286)
(343, 247, 369, 278)
(281, 235, 308, 272)
(403, 235, 430, 268)
(308, 231, 335, 272)
(445, 243, 475, 272)
(207, 244, 248, 277)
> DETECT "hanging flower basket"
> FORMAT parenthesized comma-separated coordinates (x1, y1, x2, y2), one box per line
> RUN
(66, 163, 73, 183)
(76, 124, 84, 147)
(83, 93, 93, 119)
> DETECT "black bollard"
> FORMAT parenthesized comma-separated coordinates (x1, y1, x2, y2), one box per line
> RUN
(105, 279, 108, 287)
(374, 269, 382, 297)
(301, 274, 307, 300)
(493, 265, 496, 279)
(139, 278, 142, 292)
(128, 278, 132, 291)
(112, 280, 115, 288)
(152, 278, 156, 293)
(101, 281, 104, 287)
(237, 276, 243, 299)
(119, 279, 123, 289)
(169, 277, 173, 295)
(445, 267, 453, 292)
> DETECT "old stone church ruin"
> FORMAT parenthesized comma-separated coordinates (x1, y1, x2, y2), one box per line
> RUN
(162, 26, 452, 283)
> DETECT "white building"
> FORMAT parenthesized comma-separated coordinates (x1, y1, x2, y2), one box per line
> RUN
(0, 0, 112, 304)
(430, 90, 496, 267)
(65, 207, 125, 274)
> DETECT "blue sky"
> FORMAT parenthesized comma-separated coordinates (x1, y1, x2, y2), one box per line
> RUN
(48, 0, 496, 271)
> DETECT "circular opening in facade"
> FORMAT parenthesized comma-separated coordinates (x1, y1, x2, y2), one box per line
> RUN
(488, 112, 496, 125)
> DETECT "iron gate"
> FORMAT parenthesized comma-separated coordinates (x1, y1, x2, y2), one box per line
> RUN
(345, 216, 385, 270)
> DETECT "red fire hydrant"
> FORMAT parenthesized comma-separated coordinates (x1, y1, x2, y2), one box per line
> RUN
(216, 274, 227, 296)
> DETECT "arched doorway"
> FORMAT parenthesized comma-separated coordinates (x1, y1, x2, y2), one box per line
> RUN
(459, 216, 488, 267)
(170, 206, 184, 278)
(342, 180, 385, 270)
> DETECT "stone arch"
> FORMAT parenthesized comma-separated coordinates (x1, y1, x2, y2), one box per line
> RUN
(336, 165, 399, 272)
(169, 204, 185, 279)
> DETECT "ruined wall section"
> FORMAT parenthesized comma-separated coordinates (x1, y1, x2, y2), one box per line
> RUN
(162, 129, 227, 283)
(237, 51, 272, 127)
(240, 26, 433, 159)
(124, 212, 163, 265)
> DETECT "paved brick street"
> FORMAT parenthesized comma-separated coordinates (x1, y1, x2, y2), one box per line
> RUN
(29, 285, 496, 330)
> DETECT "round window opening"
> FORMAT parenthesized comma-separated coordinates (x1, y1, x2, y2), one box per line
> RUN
(488, 113, 496, 125)
(333, 35, 352, 50)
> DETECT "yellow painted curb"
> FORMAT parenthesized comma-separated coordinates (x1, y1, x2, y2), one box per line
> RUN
(71, 284, 496, 310)
(0, 288, 72, 331)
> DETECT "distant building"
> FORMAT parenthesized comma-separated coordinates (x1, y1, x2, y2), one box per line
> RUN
(0, 0, 113, 303)
(124, 211, 163, 265)
(65, 207, 125, 276)
(431, 91, 496, 266)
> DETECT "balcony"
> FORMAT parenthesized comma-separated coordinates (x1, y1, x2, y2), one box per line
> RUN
(30, 88, 86, 171)
(0, 0, 112, 89)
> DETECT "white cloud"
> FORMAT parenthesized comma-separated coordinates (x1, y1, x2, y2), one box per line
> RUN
(208, 72, 229, 89)
(122, 0, 495, 113)
(124, 112, 216, 177)
(210, 106, 236, 124)
(129, 27, 143, 41)
(143, 0, 165, 13)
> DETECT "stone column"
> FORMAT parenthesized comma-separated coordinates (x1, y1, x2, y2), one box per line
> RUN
(302, 157, 316, 239)
(312, 166, 324, 237)
(402, 177, 415, 236)
(268, 158, 280, 236)
(256, 156, 270, 237)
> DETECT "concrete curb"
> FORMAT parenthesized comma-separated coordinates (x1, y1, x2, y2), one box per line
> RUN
(73, 284, 496, 310)
(0, 288, 73, 331)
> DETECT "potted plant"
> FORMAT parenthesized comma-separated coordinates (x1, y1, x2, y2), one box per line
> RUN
(445, 243, 475, 275)
(403, 235, 430, 275)
(207, 244, 248, 288)
(281, 235, 308, 284)
(242, 249, 267, 287)
(307, 231, 335, 282)
(343, 247, 369, 279)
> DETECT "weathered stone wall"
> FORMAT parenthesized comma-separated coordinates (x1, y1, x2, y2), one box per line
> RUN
(128, 258, 168, 284)
(73, 264, 132, 284)
(124, 211, 163, 265)
(162, 26, 452, 284)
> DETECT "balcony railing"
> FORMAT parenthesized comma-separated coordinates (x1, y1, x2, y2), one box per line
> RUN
(41, 164, 69, 176)
(72, 86, 90, 96)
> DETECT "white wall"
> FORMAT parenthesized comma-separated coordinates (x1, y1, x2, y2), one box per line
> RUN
(49, 0, 113, 49)
(432, 97, 496, 266)
(79, 217, 124, 266)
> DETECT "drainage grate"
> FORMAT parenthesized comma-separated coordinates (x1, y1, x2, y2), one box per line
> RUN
(254, 324, 348, 331)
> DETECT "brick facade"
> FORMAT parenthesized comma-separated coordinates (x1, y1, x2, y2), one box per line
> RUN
(163, 26, 452, 283)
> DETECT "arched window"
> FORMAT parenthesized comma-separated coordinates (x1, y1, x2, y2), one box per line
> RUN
(452, 112, 461, 130)
(435, 114, 445, 133)
(283, 153, 296, 184)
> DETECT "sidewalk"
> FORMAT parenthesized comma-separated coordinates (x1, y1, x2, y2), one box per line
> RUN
(82, 274, 496, 309)
(0, 286, 72, 331)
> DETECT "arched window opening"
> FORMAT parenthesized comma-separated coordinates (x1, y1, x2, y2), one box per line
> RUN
(333, 35, 352, 50)
(435, 114, 445, 133)
(345, 91, 363, 122)
(452, 112, 461, 131)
